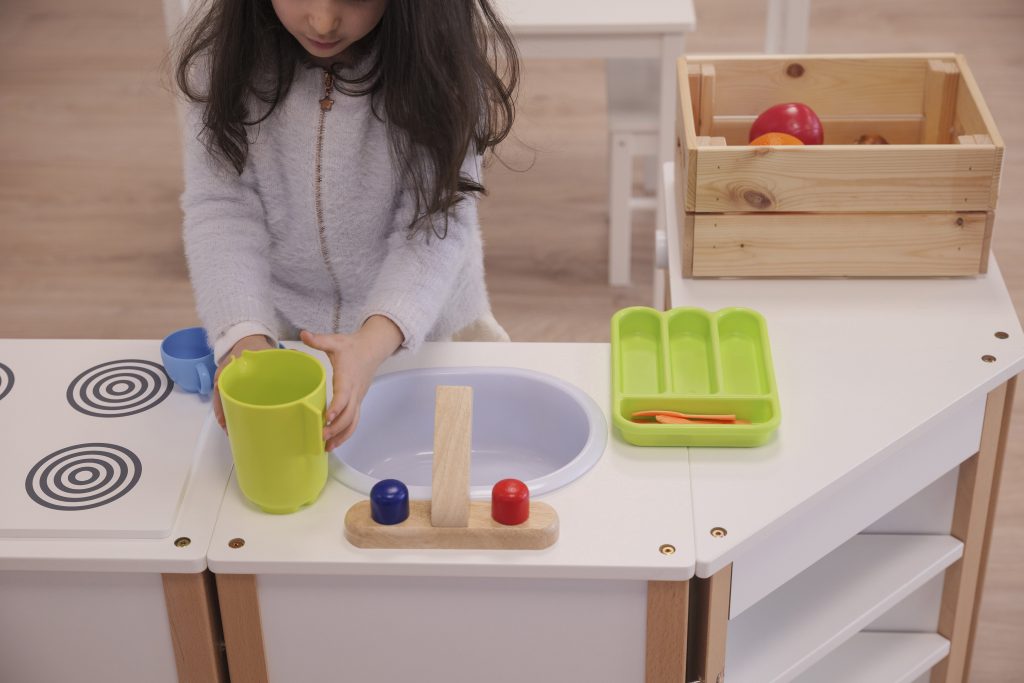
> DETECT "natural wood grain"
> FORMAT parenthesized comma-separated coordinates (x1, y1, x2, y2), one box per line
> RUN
(344, 500, 559, 550)
(711, 114, 924, 145)
(932, 381, 1010, 683)
(965, 375, 1018, 677)
(692, 144, 998, 213)
(215, 574, 269, 683)
(698, 64, 716, 137)
(922, 59, 960, 144)
(690, 55, 934, 117)
(161, 572, 228, 683)
(431, 385, 473, 528)
(687, 564, 732, 683)
(645, 581, 689, 683)
(689, 211, 989, 277)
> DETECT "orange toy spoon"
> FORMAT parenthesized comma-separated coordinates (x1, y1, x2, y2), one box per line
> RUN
(632, 410, 738, 422)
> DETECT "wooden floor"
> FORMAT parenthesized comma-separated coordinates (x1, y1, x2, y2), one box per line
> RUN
(1, 0, 1022, 678)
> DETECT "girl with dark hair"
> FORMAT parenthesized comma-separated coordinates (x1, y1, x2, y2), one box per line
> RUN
(174, 0, 519, 449)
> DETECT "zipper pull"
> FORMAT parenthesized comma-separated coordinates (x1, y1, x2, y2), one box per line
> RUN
(320, 71, 334, 112)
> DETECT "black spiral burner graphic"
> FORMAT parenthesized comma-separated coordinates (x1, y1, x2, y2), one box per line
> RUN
(66, 359, 173, 418)
(0, 362, 12, 402)
(26, 443, 142, 511)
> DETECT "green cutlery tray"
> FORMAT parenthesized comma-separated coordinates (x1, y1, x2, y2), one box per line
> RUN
(611, 306, 781, 447)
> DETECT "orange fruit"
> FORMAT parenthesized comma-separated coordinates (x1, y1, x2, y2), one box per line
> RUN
(750, 132, 804, 146)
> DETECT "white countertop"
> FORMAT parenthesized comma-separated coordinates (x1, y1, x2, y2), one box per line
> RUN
(0, 340, 232, 573)
(208, 343, 696, 581)
(662, 161, 1024, 576)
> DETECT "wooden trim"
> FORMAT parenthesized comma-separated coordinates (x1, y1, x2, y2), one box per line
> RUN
(953, 54, 1005, 148)
(693, 144, 998, 213)
(964, 375, 1018, 677)
(689, 211, 988, 278)
(216, 574, 269, 683)
(682, 211, 695, 278)
(711, 114, 923, 145)
(687, 565, 732, 683)
(645, 580, 689, 683)
(979, 211, 995, 274)
(698, 65, 716, 137)
(931, 380, 1011, 682)
(678, 60, 700, 212)
(686, 56, 931, 117)
(922, 59, 959, 144)
(162, 571, 228, 683)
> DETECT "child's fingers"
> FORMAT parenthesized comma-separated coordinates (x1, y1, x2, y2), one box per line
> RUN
(299, 329, 335, 351)
(324, 397, 356, 442)
(326, 405, 360, 451)
(213, 386, 226, 431)
(212, 366, 227, 432)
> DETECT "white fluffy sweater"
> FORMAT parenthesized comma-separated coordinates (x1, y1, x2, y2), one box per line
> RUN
(180, 62, 493, 361)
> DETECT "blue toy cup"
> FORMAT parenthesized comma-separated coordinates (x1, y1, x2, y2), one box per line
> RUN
(160, 327, 216, 396)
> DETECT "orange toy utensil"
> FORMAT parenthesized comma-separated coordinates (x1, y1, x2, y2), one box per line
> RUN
(632, 410, 737, 422)
(655, 414, 695, 424)
(653, 415, 751, 426)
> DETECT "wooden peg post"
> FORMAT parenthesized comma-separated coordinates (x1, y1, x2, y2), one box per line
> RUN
(431, 386, 472, 528)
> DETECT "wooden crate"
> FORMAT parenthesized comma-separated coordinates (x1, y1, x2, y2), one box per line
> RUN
(675, 54, 1004, 278)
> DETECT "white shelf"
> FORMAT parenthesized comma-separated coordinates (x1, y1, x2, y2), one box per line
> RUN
(793, 632, 950, 683)
(726, 534, 962, 683)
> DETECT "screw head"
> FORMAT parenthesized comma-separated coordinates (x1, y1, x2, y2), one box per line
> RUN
(659, 544, 677, 556)
(786, 63, 805, 78)
(228, 538, 246, 549)
(711, 527, 728, 538)
(174, 537, 191, 548)
(982, 355, 997, 363)
(995, 331, 1009, 339)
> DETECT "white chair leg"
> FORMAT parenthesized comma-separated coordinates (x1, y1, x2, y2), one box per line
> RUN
(641, 156, 658, 194)
(609, 131, 633, 286)
(765, 0, 811, 53)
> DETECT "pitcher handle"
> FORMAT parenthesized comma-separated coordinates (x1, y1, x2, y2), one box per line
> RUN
(304, 403, 326, 455)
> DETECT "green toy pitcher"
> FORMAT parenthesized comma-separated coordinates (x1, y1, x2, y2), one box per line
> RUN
(218, 349, 327, 514)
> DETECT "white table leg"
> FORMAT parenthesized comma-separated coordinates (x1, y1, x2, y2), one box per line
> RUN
(609, 131, 633, 286)
(764, 0, 811, 53)
(656, 34, 685, 240)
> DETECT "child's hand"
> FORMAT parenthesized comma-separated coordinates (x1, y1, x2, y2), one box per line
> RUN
(213, 334, 275, 431)
(301, 316, 403, 450)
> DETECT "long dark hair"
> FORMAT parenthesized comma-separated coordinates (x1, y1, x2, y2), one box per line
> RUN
(174, 0, 519, 234)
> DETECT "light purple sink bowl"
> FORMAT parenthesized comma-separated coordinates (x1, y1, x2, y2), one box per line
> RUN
(330, 367, 607, 499)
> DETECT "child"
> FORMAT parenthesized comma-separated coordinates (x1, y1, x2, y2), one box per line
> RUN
(174, 0, 519, 450)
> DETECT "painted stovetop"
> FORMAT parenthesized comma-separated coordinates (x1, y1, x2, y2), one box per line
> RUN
(0, 340, 211, 539)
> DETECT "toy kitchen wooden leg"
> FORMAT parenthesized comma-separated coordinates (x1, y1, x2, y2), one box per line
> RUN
(161, 571, 228, 682)
(216, 573, 270, 683)
(646, 580, 690, 683)
(933, 377, 1016, 682)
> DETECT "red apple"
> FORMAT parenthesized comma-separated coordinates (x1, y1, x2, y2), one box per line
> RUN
(749, 103, 824, 145)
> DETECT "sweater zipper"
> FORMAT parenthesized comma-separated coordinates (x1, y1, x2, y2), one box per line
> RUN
(315, 69, 343, 333)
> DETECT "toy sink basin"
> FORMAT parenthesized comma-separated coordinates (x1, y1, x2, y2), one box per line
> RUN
(331, 367, 607, 499)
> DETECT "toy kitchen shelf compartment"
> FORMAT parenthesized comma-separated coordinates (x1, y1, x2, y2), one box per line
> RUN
(676, 53, 1004, 278)
(611, 306, 780, 447)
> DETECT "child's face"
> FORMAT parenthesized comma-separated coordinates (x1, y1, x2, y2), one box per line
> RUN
(272, 0, 388, 63)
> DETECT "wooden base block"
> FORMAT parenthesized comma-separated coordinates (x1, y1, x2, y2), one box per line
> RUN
(344, 500, 559, 550)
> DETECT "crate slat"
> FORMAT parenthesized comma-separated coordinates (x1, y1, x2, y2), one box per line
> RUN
(703, 56, 932, 117)
(692, 144, 998, 213)
(712, 115, 923, 146)
(689, 212, 990, 277)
